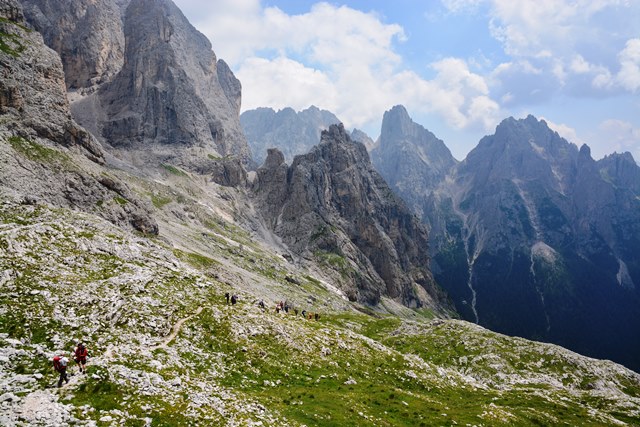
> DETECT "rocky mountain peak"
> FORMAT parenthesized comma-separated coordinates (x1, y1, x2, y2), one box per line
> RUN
(379, 104, 414, 141)
(253, 123, 448, 310)
(350, 128, 375, 151)
(264, 147, 286, 168)
(598, 151, 640, 192)
(241, 105, 341, 166)
(28, 0, 251, 170)
(371, 105, 457, 221)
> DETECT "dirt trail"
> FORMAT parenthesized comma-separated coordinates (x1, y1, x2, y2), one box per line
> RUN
(150, 306, 204, 350)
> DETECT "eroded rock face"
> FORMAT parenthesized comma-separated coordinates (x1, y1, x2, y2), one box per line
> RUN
(0, 0, 103, 161)
(253, 124, 449, 311)
(96, 0, 249, 164)
(0, 0, 157, 234)
(371, 105, 457, 221)
(21, 0, 126, 89)
(22, 0, 251, 172)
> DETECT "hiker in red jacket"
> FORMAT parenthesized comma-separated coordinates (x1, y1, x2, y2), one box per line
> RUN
(53, 355, 69, 387)
(74, 342, 88, 374)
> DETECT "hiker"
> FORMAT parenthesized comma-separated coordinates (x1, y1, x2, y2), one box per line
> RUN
(258, 299, 265, 310)
(225, 292, 230, 304)
(53, 355, 69, 387)
(314, 313, 320, 321)
(231, 294, 237, 305)
(301, 309, 306, 318)
(294, 308, 299, 316)
(74, 342, 88, 374)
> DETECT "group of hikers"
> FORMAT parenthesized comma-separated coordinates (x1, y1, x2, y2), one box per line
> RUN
(264, 299, 321, 320)
(224, 292, 238, 305)
(226, 292, 321, 320)
(52, 341, 88, 388)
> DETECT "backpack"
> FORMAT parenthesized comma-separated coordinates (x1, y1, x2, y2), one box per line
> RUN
(53, 356, 66, 371)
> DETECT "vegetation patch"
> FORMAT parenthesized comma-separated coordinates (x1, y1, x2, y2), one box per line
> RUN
(151, 194, 173, 209)
(173, 248, 220, 270)
(0, 17, 29, 57)
(7, 135, 72, 166)
(161, 163, 189, 178)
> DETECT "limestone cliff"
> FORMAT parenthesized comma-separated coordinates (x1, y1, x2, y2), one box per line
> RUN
(21, 0, 126, 89)
(23, 0, 251, 172)
(253, 124, 449, 311)
(0, 0, 157, 234)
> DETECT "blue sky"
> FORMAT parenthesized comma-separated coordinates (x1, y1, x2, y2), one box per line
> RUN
(172, 0, 640, 161)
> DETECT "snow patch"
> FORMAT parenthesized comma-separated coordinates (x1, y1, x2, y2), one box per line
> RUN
(531, 242, 558, 264)
(318, 278, 349, 300)
(616, 259, 635, 289)
(529, 139, 545, 156)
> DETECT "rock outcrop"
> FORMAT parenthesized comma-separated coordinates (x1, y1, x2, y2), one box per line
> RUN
(253, 124, 449, 311)
(23, 0, 251, 172)
(241, 105, 340, 166)
(21, 0, 126, 89)
(0, 0, 157, 234)
(0, 0, 103, 162)
(350, 128, 375, 151)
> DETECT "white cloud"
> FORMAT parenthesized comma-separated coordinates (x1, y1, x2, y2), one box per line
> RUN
(616, 39, 640, 92)
(236, 57, 339, 112)
(445, 0, 640, 101)
(175, 0, 501, 134)
(540, 117, 583, 145)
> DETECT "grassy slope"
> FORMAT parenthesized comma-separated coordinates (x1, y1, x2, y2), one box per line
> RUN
(1, 200, 639, 426)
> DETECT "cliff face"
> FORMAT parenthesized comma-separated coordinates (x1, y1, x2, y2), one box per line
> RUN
(0, 0, 156, 234)
(253, 124, 449, 311)
(1, 0, 103, 161)
(21, 0, 126, 89)
(22, 0, 251, 171)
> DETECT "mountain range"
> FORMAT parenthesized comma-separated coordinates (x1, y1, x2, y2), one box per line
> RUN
(1, 0, 640, 424)
(371, 105, 640, 372)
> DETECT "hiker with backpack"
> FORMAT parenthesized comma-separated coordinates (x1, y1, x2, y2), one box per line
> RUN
(74, 342, 88, 374)
(53, 355, 69, 387)
(231, 294, 237, 305)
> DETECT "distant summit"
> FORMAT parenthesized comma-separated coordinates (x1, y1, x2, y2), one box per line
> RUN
(241, 105, 341, 166)
(371, 105, 457, 220)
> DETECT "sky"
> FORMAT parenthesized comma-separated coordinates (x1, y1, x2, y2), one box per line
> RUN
(172, 0, 640, 161)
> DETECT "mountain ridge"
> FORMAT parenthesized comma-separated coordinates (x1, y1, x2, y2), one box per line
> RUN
(372, 105, 640, 372)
